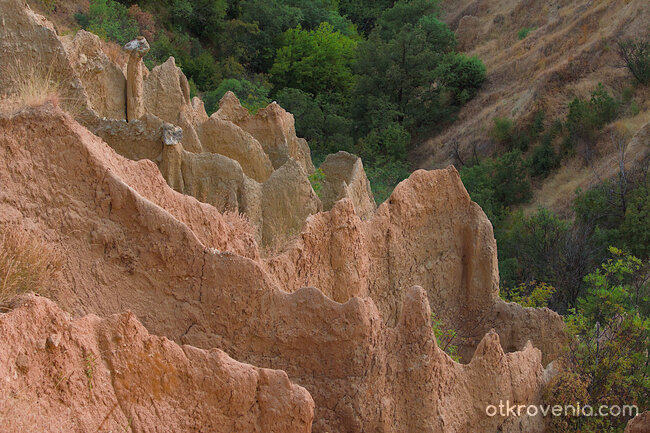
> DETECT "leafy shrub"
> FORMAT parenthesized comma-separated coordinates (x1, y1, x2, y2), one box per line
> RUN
(499, 208, 569, 288)
(502, 281, 556, 308)
(527, 142, 560, 178)
(435, 53, 487, 104)
(460, 150, 531, 224)
(620, 181, 650, 258)
(432, 314, 460, 362)
(490, 117, 514, 144)
(83, 0, 139, 45)
(617, 38, 650, 85)
(567, 83, 619, 141)
(546, 248, 650, 432)
(308, 168, 326, 197)
(363, 158, 411, 204)
(517, 27, 534, 40)
(275, 88, 355, 157)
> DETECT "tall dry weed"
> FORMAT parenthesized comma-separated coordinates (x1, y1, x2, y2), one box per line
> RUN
(1, 56, 83, 116)
(222, 210, 256, 238)
(0, 225, 61, 304)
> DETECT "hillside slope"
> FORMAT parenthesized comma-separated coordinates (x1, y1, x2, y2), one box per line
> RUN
(413, 0, 649, 212)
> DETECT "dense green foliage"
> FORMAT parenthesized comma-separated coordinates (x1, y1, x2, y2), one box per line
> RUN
(517, 27, 534, 40)
(459, 83, 647, 315)
(74, 0, 485, 202)
(545, 248, 649, 433)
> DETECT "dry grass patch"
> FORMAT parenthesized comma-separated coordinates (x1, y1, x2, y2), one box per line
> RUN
(0, 225, 61, 304)
(1, 57, 83, 116)
(222, 210, 256, 238)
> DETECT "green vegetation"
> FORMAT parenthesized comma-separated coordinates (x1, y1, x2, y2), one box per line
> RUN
(517, 27, 534, 40)
(459, 82, 647, 315)
(432, 314, 460, 362)
(72, 0, 485, 203)
(76, 0, 139, 45)
(308, 168, 326, 198)
(544, 248, 649, 432)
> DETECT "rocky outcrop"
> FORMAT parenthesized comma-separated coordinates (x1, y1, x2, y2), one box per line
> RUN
(0, 0, 91, 118)
(319, 151, 376, 219)
(215, 92, 315, 174)
(0, 294, 314, 433)
(62, 30, 127, 119)
(143, 57, 203, 153)
(1, 0, 321, 247)
(0, 105, 562, 431)
(124, 36, 150, 122)
(263, 168, 566, 364)
(0, 2, 570, 430)
(197, 117, 274, 183)
(626, 412, 650, 433)
(261, 159, 322, 245)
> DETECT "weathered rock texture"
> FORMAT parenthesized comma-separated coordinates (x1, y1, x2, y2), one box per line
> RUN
(61, 30, 127, 120)
(124, 36, 150, 122)
(0, 105, 561, 432)
(319, 151, 376, 218)
(214, 92, 315, 174)
(0, 2, 570, 430)
(263, 168, 565, 363)
(0, 294, 314, 433)
(626, 412, 650, 433)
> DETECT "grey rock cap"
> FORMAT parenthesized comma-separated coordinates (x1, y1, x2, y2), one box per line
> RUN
(124, 36, 150, 58)
(162, 123, 183, 146)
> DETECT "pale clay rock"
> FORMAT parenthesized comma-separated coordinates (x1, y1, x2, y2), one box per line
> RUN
(319, 151, 377, 219)
(124, 36, 150, 122)
(0, 295, 314, 433)
(0, 105, 564, 432)
(625, 412, 650, 433)
(0, 2, 570, 431)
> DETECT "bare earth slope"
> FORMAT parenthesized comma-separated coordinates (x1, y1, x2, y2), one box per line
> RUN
(413, 0, 649, 171)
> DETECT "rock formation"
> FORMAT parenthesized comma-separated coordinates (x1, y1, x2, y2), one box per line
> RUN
(61, 30, 127, 120)
(0, 104, 561, 432)
(319, 151, 376, 219)
(124, 36, 150, 121)
(0, 1, 570, 431)
(0, 294, 314, 433)
(626, 412, 650, 433)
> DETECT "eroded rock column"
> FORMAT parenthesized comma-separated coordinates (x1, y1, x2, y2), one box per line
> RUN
(123, 36, 150, 121)
(160, 122, 185, 192)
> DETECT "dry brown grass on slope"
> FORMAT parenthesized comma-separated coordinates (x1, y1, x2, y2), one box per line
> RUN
(0, 225, 61, 305)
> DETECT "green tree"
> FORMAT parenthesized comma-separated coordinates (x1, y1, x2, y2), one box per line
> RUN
(270, 22, 358, 95)
(338, 0, 395, 35)
(353, 0, 482, 134)
(545, 248, 649, 433)
(83, 0, 139, 45)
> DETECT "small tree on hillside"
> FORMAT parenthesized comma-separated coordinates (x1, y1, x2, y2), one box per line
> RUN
(617, 38, 650, 86)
